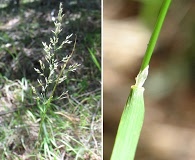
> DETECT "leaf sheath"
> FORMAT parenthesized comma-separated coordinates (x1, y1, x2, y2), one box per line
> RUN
(111, 85, 145, 160)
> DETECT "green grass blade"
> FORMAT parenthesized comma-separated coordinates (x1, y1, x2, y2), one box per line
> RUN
(111, 66, 148, 160)
(110, 0, 172, 159)
(111, 86, 145, 160)
(88, 47, 101, 71)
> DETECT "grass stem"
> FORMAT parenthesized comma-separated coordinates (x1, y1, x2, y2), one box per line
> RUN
(111, 0, 172, 159)
(140, 0, 172, 71)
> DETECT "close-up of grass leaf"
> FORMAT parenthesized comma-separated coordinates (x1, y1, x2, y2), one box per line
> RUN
(110, 0, 172, 159)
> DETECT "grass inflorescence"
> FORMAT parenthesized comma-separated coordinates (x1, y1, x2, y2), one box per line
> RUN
(0, 2, 101, 159)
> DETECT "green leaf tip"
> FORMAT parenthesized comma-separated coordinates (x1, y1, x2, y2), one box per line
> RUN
(135, 65, 149, 88)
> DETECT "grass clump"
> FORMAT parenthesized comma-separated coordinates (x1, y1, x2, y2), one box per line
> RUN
(0, 2, 101, 159)
(30, 3, 82, 158)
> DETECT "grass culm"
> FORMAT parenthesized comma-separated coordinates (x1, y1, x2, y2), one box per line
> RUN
(30, 3, 82, 158)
